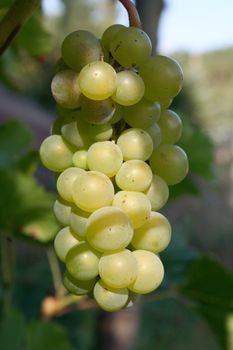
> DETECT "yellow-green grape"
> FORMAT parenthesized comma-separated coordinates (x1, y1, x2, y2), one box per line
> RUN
(132, 212, 171, 253)
(70, 206, 90, 240)
(61, 30, 103, 72)
(51, 70, 81, 109)
(80, 97, 115, 124)
(110, 104, 123, 124)
(149, 144, 189, 185)
(115, 160, 152, 192)
(98, 249, 137, 288)
(78, 61, 117, 100)
(110, 27, 152, 68)
(72, 150, 88, 169)
(55, 57, 68, 73)
(53, 198, 72, 226)
(87, 141, 123, 177)
(72, 171, 114, 212)
(63, 270, 96, 296)
(112, 71, 145, 106)
(40, 135, 73, 172)
(144, 174, 169, 211)
(86, 206, 133, 252)
(101, 24, 126, 52)
(139, 55, 183, 103)
(94, 280, 129, 312)
(160, 97, 173, 111)
(158, 109, 182, 144)
(56, 167, 85, 202)
(145, 123, 162, 150)
(117, 128, 153, 161)
(61, 119, 92, 149)
(129, 250, 164, 294)
(112, 191, 151, 229)
(123, 100, 161, 129)
(66, 242, 100, 280)
(54, 227, 80, 262)
(87, 123, 113, 141)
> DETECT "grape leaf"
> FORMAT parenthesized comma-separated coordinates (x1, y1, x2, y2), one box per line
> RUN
(179, 255, 233, 349)
(15, 14, 53, 56)
(26, 320, 74, 350)
(0, 309, 25, 350)
(0, 120, 32, 169)
(0, 169, 58, 242)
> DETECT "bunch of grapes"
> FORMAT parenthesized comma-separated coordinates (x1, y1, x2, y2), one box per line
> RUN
(40, 24, 188, 312)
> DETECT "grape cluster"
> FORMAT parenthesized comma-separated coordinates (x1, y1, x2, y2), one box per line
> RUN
(40, 24, 189, 312)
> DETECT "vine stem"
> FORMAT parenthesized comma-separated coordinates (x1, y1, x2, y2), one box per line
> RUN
(1, 234, 15, 316)
(119, 0, 141, 28)
(0, 0, 40, 56)
(46, 247, 66, 298)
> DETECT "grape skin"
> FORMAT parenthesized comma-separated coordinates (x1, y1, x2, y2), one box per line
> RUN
(53, 198, 72, 226)
(144, 174, 169, 211)
(57, 167, 85, 203)
(54, 226, 80, 262)
(94, 280, 129, 312)
(98, 249, 137, 288)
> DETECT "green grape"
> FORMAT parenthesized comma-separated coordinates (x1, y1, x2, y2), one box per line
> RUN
(51, 70, 81, 109)
(110, 104, 123, 124)
(54, 226, 79, 262)
(115, 160, 152, 192)
(72, 150, 88, 169)
(40, 135, 73, 172)
(70, 206, 90, 240)
(129, 250, 164, 294)
(53, 198, 72, 226)
(80, 96, 115, 124)
(98, 249, 137, 288)
(112, 191, 151, 229)
(159, 96, 173, 111)
(123, 100, 161, 129)
(86, 206, 133, 252)
(110, 26, 152, 68)
(61, 30, 103, 72)
(145, 123, 162, 149)
(101, 24, 126, 52)
(72, 171, 115, 212)
(117, 128, 153, 161)
(78, 61, 117, 100)
(66, 242, 100, 280)
(87, 141, 123, 177)
(144, 174, 169, 211)
(56, 167, 85, 202)
(139, 56, 183, 102)
(112, 71, 145, 106)
(61, 119, 92, 149)
(132, 212, 172, 253)
(55, 57, 68, 73)
(63, 270, 96, 295)
(87, 123, 113, 141)
(51, 106, 82, 135)
(158, 109, 182, 144)
(94, 279, 128, 312)
(149, 144, 189, 185)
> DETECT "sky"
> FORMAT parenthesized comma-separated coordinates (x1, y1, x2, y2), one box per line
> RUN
(42, 0, 233, 54)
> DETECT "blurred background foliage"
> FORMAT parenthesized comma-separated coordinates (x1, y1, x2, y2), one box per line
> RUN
(0, 1, 233, 349)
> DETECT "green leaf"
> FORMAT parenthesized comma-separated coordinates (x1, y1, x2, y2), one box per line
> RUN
(0, 120, 32, 169)
(26, 320, 74, 350)
(0, 309, 25, 350)
(180, 255, 233, 349)
(178, 117, 215, 180)
(0, 169, 58, 242)
(16, 14, 53, 56)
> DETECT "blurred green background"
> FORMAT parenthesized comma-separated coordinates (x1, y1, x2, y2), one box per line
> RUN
(0, 1, 233, 349)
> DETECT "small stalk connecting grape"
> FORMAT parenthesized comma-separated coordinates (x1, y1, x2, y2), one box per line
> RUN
(40, 9, 189, 312)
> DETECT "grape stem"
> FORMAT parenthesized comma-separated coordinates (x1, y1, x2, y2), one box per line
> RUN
(0, 0, 40, 56)
(119, 0, 141, 28)
(46, 247, 66, 298)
